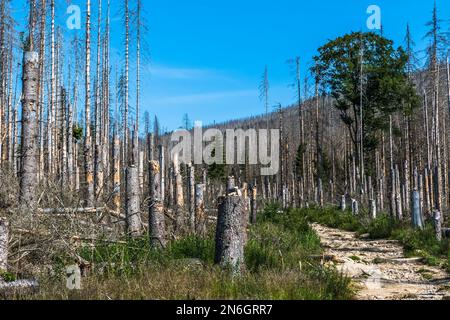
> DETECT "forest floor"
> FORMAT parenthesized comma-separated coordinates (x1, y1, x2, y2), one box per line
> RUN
(312, 224, 450, 300)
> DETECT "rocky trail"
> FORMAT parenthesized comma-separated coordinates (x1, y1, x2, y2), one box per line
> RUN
(312, 224, 450, 300)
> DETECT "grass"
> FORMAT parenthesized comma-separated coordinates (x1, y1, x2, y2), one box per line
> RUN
(299, 206, 450, 271)
(9, 204, 354, 300)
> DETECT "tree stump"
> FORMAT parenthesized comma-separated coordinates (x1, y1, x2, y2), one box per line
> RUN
(149, 160, 166, 248)
(351, 199, 359, 216)
(215, 193, 246, 274)
(340, 195, 346, 211)
(411, 190, 424, 230)
(433, 210, 442, 242)
(126, 165, 141, 237)
(195, 184, 206, 236)
(370, 199, 377, 219)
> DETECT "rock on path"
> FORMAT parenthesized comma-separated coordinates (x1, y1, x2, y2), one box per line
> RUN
(312, 224, 450, 300)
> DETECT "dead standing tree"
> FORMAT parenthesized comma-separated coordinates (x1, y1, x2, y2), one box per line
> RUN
(148, 160, 166, 248)
(20, 50, 39, 208)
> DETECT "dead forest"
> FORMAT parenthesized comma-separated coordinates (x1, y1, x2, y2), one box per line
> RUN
(0, 0, 450, 295)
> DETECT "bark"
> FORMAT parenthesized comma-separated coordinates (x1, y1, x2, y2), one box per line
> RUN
(126, 165, 141, 237)
(20, 51, 39, 207)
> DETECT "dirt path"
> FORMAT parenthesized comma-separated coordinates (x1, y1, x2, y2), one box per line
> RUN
(312, 224, 450, 300)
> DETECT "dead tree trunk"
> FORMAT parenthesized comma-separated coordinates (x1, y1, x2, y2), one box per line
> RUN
(0, 218, 8, 272)
(433, 210, 442, 242)
(19, 51, 39, 207)
(411, 190, 424, 230)
(148, 160, 166, 248)
(158, 145, 165, 203)
(188, 164, 195, 232)
(215, 188, 246, 274)
(173, 153, 185, 231)
(112, 135, 121, 212)
(125, 165, 141, 237)
(84, 0, 94, 206)
(250, 185, 257, 224)
(195, 184, 206, 235)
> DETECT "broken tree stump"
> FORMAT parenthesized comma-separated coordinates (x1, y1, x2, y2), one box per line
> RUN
(411, 190, 424, 230)
(195, 184, 206, 236)
(340, 195, 346, 211)
(351, 199, 359, 216)
(215, 194, 246, 274)
(149, 160, 166, 248)
(433, 210, 442, 242)
(126, 165, 141, 237)
(370, 199, 377, 220)
(173, 153, 185, 232)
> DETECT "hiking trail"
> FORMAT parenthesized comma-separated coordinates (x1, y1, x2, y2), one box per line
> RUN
(312, 224, 450, 300)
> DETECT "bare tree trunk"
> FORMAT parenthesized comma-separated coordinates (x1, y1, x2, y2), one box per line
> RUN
(0, 218, 8, 272)
(112, 135, 121, 212)
(411, 190, 424, 230)
(433, 210, 442, 242)
(395, 165, 403, 220)
(188, 164, 195, 232)
(126, 165, 141, 237)
(20, 51, 39, 207)
(250, 185, 257, 224)
(159, 145, 165, 204)
(48, 0, 55, 177)
(173, 153, 185, 231)
(195, 184, 206, 236)
(123, 0, 130, 163)
(84, 0, 94, 206)
(149, 160, 166, 248)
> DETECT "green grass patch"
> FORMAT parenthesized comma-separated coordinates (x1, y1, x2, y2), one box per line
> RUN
(18, 204, 354, 300)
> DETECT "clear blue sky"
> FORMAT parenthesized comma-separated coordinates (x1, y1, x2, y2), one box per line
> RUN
(12, 0, 450, 131)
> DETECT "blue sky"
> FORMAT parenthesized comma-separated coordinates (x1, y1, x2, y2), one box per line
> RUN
(12, 0, 450, 131)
